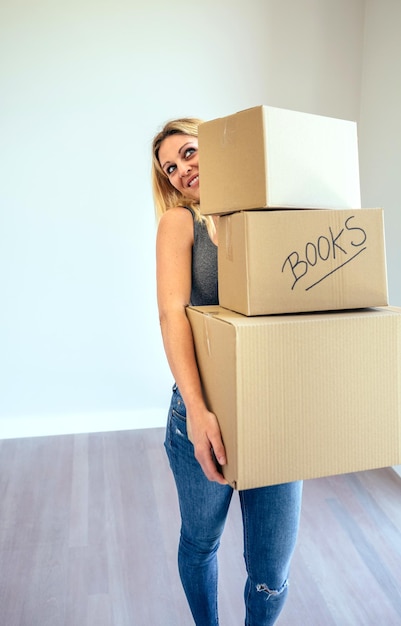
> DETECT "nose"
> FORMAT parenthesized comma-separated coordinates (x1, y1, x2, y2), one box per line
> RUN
(179, 163, 191, 178)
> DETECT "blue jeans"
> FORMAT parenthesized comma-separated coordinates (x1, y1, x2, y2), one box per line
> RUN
(164, 384, 303, 626)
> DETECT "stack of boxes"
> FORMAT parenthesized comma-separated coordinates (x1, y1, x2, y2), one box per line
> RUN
(187, 105, 401, 490)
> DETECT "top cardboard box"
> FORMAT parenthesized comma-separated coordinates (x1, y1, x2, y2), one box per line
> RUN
(198, 105, 361, 215)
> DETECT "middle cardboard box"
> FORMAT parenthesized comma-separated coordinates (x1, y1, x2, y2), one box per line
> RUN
(218, 208, 388, 315)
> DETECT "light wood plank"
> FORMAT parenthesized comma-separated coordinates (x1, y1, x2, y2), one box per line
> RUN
(0, 429, 401, 625)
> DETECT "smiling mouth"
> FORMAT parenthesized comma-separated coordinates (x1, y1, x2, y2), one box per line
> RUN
(188, 175, 199, 188)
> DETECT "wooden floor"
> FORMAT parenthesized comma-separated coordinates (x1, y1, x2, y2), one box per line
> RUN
(1, 428, 401, 625)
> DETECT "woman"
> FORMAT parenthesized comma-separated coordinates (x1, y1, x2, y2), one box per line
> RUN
(152, 117, 303, 626)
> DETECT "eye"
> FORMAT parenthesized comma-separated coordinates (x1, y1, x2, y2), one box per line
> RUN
(184, 147, 196, 159)
(165, 164, 176, 176)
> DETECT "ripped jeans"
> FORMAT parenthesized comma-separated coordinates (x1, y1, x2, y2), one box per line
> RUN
(164, 384, 303, 626)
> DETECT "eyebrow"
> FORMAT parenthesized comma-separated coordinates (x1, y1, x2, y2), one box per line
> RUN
(161, 141, 195, 171)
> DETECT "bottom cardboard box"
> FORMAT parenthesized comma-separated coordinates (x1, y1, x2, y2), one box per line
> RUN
(187, 305, 401, 490)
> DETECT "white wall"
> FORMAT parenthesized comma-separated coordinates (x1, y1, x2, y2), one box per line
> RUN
(358, 0, 401, 478)
(358, 0, 401, 305)
(0, 0, 365, 438)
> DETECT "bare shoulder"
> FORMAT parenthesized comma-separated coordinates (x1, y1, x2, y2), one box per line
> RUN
(159, 206, 193, 227)
(157, 207, 194, 244)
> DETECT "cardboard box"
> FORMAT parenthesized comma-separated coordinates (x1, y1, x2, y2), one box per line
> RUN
(187, 305, 401, 490)
(218, 208, 388, 315)
(198, 105, 361, 215)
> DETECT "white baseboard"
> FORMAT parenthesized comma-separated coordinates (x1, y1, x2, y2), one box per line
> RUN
(0, 409, 166, 440)
(393, 465, 401, 479)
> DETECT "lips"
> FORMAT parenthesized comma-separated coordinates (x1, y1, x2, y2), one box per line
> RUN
(187, 174, 199, 188)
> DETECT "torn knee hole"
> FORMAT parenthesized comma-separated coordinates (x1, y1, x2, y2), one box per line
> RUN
(256, 579, 288, 599)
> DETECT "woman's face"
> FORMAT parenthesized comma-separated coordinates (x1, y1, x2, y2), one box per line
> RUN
(158, 133, 200, 202)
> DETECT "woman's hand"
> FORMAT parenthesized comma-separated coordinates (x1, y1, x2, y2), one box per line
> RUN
(187, 408, 229, 485)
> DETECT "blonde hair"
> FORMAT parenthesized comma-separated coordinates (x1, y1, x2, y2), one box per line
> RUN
(151, 117, 215, 234)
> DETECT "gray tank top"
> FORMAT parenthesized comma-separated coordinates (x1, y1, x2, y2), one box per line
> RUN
(185, 207, 218, 306)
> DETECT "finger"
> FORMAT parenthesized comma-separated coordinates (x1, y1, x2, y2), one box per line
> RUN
(195, 444, 229, 485)
(209, 435, 227, 467)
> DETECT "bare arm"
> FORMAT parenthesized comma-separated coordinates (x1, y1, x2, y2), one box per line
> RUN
(156, 207, 227, 484)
